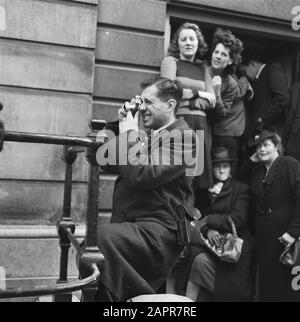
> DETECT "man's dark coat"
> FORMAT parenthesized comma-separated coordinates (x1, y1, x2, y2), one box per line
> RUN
(96, 117, 197, 301)
(246, 63, 290, 137)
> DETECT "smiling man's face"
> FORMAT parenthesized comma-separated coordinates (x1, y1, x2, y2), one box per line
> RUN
(140, 84, 173, 130)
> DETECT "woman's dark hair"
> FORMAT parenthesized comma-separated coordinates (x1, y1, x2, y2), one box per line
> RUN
(168, 22, 208, 59)
(212, 28, 243, 75)
(261, 133, 284, 156)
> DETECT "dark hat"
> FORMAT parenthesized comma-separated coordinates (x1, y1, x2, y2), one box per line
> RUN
(211, 147, 237, 163)
(248, 129, 276, 147)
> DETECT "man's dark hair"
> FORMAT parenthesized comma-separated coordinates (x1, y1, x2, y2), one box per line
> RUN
(140, 77, 183, 113)
(241, 49, 264, 66)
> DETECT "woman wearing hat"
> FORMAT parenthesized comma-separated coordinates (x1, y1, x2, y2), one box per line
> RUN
(247, 130, 300, 301)
(173, 147, 253, 301)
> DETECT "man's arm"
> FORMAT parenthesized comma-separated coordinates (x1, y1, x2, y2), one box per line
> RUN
(117, 129, 197, 190)
(97, 107, 139, 174)
(260, 63, 290, 127)
(236, 76, 253, 99)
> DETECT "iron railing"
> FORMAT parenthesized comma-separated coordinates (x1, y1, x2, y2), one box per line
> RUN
(0, 110, 107, 302)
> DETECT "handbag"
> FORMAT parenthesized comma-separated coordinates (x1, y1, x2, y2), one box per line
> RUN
(152, 189, 202, 246)
(199, 216, 243, 263)
(279, 238, 300, 266)
(175, 204, 202, 246)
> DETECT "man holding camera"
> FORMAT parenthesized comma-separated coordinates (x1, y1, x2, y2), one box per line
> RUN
(94, 77, 200, 301)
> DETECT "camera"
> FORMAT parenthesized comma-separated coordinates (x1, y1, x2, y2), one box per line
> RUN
(124, 95, 142, 116)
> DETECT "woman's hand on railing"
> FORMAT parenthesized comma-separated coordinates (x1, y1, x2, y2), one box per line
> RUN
(197, 91, 216, 107)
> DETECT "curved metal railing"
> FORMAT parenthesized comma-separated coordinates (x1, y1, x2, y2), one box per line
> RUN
(0, 116, 107, 301)
(0, 263, 100, 299)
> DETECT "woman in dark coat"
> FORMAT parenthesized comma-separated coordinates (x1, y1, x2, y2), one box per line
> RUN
(247, 130, 300, 301)
(181, 147, 253, 301)
(209, 29, 245, 159)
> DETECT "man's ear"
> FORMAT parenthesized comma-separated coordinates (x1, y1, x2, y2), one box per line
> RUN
(167, 98, 177, 112)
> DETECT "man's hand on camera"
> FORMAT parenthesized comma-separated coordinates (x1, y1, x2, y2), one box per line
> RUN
(119, 104, 139, 134)
(118, 103, 128, 122)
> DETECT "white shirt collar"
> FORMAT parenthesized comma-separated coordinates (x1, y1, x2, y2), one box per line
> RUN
(153, 120, 175, 135)
(256, 64, 266, 79)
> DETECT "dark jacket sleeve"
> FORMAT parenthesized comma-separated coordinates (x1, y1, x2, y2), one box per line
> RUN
(286, 158, 300, 238)
(283, 82, 300, 143)
(214, 75, 238, 119)
(98, 120, 120, 174)
(193, 97, 213, 110)
(117, 129, 197, 190)
(260, 63, 290, 127)
(207, 183, 250, 233)
(236, 76, 252, 99)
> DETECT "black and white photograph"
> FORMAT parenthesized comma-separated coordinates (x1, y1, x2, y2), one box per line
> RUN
(0, 0, 300, 308)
